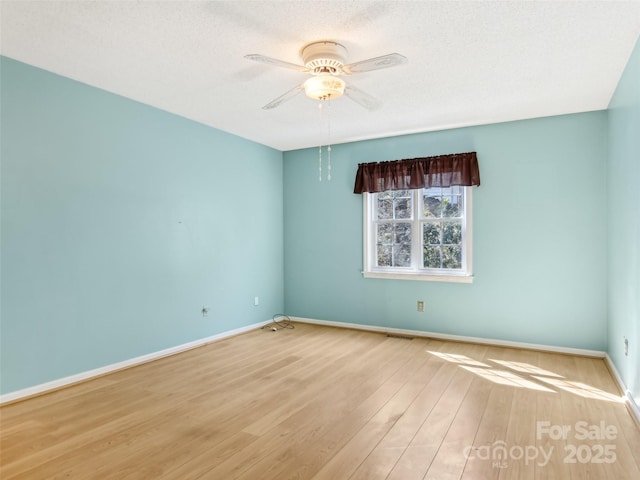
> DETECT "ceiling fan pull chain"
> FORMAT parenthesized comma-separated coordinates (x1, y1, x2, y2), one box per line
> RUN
(326, 97, 332, 181)
(318, 98, 325, 182)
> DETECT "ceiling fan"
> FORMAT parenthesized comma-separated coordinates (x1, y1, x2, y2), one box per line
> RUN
(245, 41, 407, 110)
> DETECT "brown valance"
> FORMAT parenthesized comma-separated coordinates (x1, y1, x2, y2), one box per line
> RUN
(353, 152, 480, 194)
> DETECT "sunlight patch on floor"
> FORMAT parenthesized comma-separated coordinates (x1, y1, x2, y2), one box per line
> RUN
(427, 351, 490, 367)
(532, 376, 623, 402)
(426, 350, 624, 402)
(489, 359, 564, 378)
(461, 366, 555, 392)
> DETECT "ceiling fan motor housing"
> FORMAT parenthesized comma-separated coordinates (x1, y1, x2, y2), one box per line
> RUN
(302, 41, 347, 74)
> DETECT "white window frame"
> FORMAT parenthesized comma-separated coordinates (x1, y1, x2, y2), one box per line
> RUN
(363, 187, 473, 283)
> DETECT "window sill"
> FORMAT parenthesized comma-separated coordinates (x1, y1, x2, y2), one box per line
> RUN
(362, 271, 474, 283)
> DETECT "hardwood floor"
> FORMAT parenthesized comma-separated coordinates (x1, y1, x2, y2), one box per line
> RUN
(1, 323, 639, 479)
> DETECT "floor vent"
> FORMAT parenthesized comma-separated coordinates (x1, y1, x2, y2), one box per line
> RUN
(386, 333, 414, 340)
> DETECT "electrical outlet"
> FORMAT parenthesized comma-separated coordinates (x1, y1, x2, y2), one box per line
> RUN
(624, 337, 628, 356)
(417, 301, 424, 312)
(254, 296, 259, 306)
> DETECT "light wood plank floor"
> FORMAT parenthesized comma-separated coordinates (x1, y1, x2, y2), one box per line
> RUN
(1, 323, 639, 479)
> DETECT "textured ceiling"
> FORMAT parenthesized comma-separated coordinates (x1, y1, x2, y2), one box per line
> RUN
(1, 1, 640, 151)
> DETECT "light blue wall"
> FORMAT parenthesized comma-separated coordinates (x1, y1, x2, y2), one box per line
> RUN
(0, 57, 284, 394)
(607, 36, 640, 405)
(284, 112, 608, 350)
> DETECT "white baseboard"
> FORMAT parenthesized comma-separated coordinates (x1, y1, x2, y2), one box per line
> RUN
(0, 320, 271, 405)
(604, 353, 640, 427)
(292, 316, 606, 357)
(627, 393, 640, 427)
(604, 353, 627, 395)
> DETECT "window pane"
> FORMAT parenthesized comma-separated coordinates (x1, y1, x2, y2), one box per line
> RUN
(423, 245, 441, 268)
(377, 198, 393, 219)
(377, 223, 393, 244)
(423, 223, 441, 245)
(442, 221, 462, 245)
(377, 244, 392, 267)
(393, 243, 411, 267)
(440, 186, 462, 195)
(423, 195, 442, 218)
(395, 222, 411, 244)
(442, 245, 462, 269)
(394, 197, 411, 219)
(442, 195, 462, 217)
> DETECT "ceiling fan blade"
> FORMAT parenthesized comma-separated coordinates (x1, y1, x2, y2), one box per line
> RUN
(344, 83, 382, 111)
(245, 54, 310, 73)
(341, 53, 407, 75)
(262, 84, 305, 110)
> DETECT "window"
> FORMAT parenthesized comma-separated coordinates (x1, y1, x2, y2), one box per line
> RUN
(363, 186, 473, 282)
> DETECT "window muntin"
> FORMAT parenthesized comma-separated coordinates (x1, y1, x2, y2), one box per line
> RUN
(365, 187, 472, 282)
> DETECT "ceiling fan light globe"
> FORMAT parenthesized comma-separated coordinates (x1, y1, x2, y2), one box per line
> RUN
(303, 75, 345, 101)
